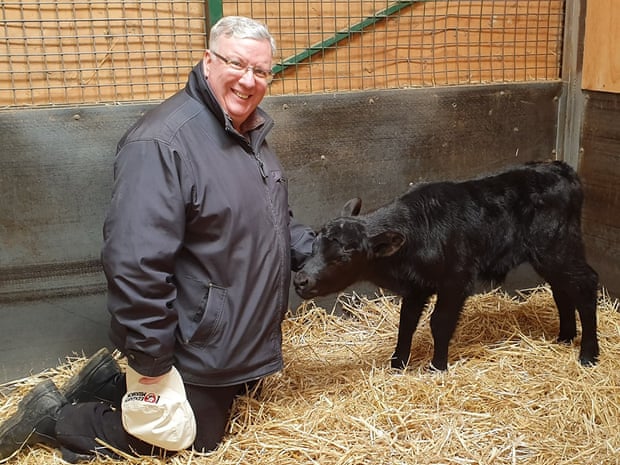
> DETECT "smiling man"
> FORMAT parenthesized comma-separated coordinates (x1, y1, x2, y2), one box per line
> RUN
(0, 16, 315, 462)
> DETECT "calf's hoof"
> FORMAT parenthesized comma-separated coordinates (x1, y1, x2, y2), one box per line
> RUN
(556, 335, 575, 345)
(390, 356, 408, 371)
(428, 361, 448, 372)
(578, 351, 599, 367)
(429, 358, 448, 372)
(578, 341, 599, 367)
(579, 355, 598, 367)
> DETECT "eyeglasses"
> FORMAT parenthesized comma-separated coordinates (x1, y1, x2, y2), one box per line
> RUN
(210, 50, 274, 84)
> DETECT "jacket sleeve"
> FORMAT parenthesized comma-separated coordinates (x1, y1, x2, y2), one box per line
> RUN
(102, 139, 189, 377)
(288, 210, 315, 272)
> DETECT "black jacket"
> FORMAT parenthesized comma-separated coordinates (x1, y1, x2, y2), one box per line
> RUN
(102, 62, 314, 386)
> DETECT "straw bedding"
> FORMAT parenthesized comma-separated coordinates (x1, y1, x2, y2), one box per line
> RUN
(1, 286, 619, 465)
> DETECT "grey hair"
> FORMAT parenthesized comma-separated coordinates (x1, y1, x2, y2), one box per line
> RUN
(209, 16, 276, 56)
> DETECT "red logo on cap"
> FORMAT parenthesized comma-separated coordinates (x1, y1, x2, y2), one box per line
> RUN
(144, 392, 158, 404)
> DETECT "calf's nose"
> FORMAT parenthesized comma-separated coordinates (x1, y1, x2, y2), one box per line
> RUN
(293, 272, 309, 290)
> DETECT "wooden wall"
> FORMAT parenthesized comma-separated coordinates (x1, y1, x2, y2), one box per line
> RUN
(579, 0, 620, 297)
(580, 92, 620, 297)
(578, 0, 620, 296)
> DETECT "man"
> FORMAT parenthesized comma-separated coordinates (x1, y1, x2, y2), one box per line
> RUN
(0, 16, 314, 461)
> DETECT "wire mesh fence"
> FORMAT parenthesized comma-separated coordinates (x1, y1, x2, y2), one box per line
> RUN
(0, 0, 565, 108)
(1, 0, 207, 107)
(245, 0, 566, 94)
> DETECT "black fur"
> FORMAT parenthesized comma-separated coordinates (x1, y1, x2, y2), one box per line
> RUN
(294, 161, 599, 370)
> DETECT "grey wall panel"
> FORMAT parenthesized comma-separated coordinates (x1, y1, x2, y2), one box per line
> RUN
(1, 83, 561, 303)
(0, 83, 564, 381)
(1, 105, 149, 267)
(1, 105, 153, 300)
(264, 83, 561, 229)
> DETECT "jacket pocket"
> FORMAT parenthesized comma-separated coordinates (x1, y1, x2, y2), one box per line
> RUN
(180, 282, 227, 347)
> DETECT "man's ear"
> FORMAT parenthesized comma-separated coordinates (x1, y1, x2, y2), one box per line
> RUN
(341, 198, 362, 216)
(202, 52, 213, 75)
(369, 231, 405, 257)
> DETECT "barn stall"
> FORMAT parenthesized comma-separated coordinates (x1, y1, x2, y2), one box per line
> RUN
(1, 0, 619, 462)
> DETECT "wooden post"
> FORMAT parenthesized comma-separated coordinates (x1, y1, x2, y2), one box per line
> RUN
(555, 0, 586, 168)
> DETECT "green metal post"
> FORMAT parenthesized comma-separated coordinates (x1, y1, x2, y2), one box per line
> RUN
(206, 0, 224, 46)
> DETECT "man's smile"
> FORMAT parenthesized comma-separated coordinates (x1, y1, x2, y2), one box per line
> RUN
(233, 89, 250, 100)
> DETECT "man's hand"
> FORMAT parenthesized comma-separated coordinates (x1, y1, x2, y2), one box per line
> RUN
(138, 373, 168, 385)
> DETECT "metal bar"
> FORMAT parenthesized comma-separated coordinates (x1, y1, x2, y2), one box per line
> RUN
(206, 0, 223, 41)
(272, 1, 416, 75)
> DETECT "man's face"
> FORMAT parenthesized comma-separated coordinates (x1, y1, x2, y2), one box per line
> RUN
(203, 35, 273, 131)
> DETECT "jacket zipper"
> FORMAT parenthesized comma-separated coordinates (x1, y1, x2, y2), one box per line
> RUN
(253, 152, 268, 181)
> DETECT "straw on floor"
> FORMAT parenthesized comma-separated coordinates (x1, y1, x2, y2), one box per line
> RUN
(1, 286, 619, 465)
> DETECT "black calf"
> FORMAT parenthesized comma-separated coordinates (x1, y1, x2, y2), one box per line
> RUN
(294, 161, 599, 370)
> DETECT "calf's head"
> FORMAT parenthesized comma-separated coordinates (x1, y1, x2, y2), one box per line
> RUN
(294, 198, 405, 299)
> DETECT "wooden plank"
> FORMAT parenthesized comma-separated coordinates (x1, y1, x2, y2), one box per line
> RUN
(582, 0, 620, 93)
(580, 91, 620, 296)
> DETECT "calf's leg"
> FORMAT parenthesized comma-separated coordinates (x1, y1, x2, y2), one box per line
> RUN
(391, 291, 432, 369)
(538, 261, 599, 366)
(551, 286, 578, 344)
(570, 263, 599, 365)
(429, 289, 468, 371)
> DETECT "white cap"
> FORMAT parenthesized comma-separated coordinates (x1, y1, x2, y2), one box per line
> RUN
(121, 365, 196, 451)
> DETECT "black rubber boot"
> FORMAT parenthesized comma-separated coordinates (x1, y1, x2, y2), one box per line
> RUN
(61, 347, 123, 405)
(0, 379, 66, 460)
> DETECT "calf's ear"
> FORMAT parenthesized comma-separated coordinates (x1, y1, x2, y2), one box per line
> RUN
(369, 231, 405, 257)
(341, 198, 362, 216)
